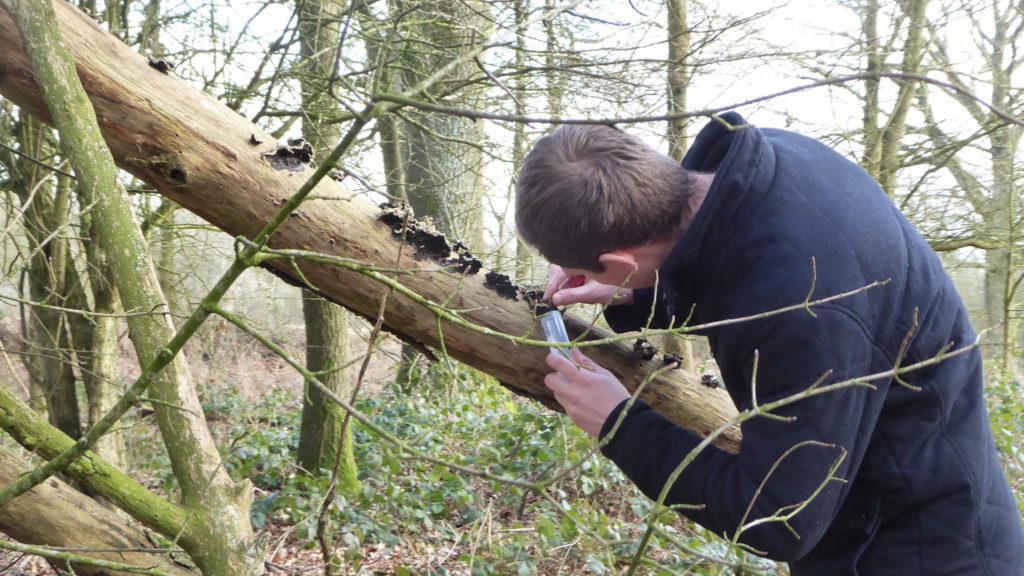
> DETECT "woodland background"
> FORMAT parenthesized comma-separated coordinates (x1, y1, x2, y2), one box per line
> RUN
(0, 0, 1021, 574)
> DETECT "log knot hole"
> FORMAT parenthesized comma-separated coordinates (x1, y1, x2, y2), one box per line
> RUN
(124, 154, 188, 187)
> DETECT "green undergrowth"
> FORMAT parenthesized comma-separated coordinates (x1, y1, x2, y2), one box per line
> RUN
(123, 361, 776, 575)
(120, 357, 1024, 575)
(985, 364, 1024, 513)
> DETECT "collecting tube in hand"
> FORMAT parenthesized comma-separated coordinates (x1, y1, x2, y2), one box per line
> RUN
(538, 310, 571, 356)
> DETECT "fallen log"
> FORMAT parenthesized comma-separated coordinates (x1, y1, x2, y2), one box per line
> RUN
(0, 1, 740, 451)
(0, 444, 198, 576)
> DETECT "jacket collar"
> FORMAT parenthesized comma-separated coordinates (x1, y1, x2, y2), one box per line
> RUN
(653, 112, 777, 323)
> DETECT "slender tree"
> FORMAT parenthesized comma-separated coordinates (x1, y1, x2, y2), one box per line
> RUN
(661, 0, 697, 371)
(666, 0, 691, 162)
(916, 0, 1022, 374)
(395, 0, 490, 249)
(294, 0, 361, 494)
(3, 1, 260, 573)
(9, 115, 80, 436)
(859, 0, 930, 196)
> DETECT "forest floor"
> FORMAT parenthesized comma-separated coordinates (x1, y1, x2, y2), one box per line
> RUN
(1, 314, 1019, 576)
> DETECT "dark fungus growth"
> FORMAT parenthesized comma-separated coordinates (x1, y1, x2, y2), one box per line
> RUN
(632, 338, 657, 361)
(377, 201, 452, 261)
(700, 373, 721, 389)
(661, 353, 683, 369)
(147, 57, 175, 73)
(485, 271, 519, 301)
(263, 138, 314, 172)
(522, 289, 558, 316)
(249, 134, 263, 145)
(533, 304, 557, 316)
(441, 239, 483, 274)
(286, 138, 314, 162)
(522, 289, 544, 305)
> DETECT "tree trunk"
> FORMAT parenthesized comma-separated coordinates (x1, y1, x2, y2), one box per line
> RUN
(0, 0, 741, 452)
(857, 0, 929, 196)
(13, 116, 81, 436)
(666, 0, 690, 162)
(859, 0, 882, 178)
(396, 0, 489, 249)
(298, 293, 359, 484)
(395, 0, 490, 387)
(81, 206, 129, 470)
(511, 0, 534, 285)
(0, 381, 193, 551)
(1, 1, 258, 574)
(294, 0, 360, 492)
(0, 444, 197, 576)
(876, 0, 928, 197)
(661, 0, 696, 371)
(923, 3, 1023, 371)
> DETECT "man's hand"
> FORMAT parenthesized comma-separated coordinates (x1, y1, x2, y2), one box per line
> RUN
(543, 264, 633, 307)
(545, 348, 631, 437)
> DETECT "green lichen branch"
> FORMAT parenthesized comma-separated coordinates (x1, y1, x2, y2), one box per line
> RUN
(0, 539, 179, 576)
(0, 382, 193, 542)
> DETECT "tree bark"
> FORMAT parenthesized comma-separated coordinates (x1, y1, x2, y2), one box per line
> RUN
(511, 0, 534, 284)
(666, 0, 690, 162)
(396, 0, 489, 248)
(0, 444, 197, 576)
(0, 0, 741, 452)
(857, 0, 929, 197)
(294, 0, 360, 491)
(662, 0, 696, 372)
(876, 0, 928, 197)
(923, 3, 1022, 374)
(81, 206, 129, 470)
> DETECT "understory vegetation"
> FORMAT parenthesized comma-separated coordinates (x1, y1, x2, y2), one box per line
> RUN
(109, 346, 777, 575)
(113, 346, 1024, 575)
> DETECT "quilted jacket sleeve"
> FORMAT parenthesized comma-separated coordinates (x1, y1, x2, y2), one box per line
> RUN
(599, 306, 888, 561)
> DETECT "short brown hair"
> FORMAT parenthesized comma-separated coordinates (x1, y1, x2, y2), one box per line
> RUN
(515, 125, 694, 271)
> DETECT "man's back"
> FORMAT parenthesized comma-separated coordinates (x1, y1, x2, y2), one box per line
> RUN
(601, 113, 1024, 574)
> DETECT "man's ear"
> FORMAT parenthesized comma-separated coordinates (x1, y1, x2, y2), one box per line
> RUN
(597, 251, 639, 274)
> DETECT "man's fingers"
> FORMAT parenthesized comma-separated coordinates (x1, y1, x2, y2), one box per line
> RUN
(546, 350, 572, 372)
(549, 288, 576, 306)
(569, 347, 596, 368)
(547, 349, 599, 379)
(551, 284, 603, 306)
(543, 267, 568, 301)
(544, 371, 570, 390)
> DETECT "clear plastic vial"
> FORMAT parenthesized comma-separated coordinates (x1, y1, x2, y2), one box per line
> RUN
(538, 310, 571, 356)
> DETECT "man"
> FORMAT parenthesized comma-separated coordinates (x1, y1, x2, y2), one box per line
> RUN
(515, 113, 1024, 575)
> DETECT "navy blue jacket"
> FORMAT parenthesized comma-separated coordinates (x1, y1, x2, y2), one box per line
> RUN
(600, 113, 1024, 574)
